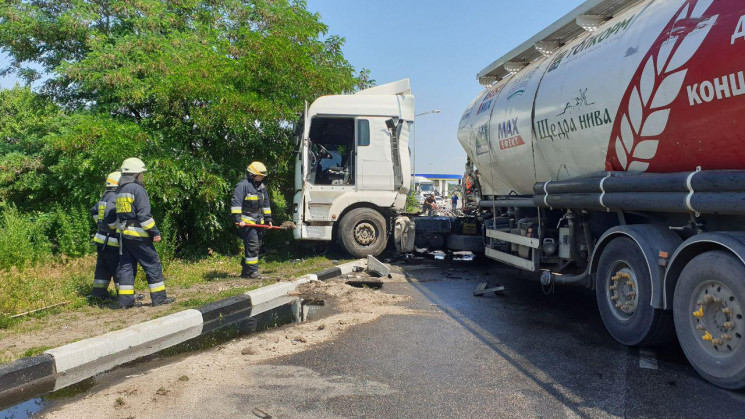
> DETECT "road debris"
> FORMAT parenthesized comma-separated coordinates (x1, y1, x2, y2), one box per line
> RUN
(366, 255, 391, 277)
(473, 282, 505, 296)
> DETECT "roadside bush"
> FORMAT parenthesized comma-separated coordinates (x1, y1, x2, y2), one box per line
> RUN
(53, 206, 94, 257)
(0, 204, 51, 271)
(154, 214, 176, 271)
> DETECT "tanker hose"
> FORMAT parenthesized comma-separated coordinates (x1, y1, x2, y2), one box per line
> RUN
(540, 267, 591, 288)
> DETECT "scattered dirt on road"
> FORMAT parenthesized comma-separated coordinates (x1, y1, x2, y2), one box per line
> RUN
(41, 277, 413, 419)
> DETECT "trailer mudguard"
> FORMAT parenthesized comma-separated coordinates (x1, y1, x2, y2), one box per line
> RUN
(663, 232, 745, 310)
(590, 225, 682, 309)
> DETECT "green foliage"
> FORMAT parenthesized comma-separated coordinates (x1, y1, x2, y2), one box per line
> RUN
(53, 206, 94, 257)
(0, 0, 368, 258)
(153, 214, 176, 270)
(0, 204, 51, 271)
(405, 186, 421, 213)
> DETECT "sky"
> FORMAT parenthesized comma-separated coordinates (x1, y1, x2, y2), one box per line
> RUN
(1, 0, 586, 175)
(305, 0, 585, 175)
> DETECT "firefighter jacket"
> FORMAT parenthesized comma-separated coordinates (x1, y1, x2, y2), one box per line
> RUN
(231, 177, 272, 225)
(115, 176, 161, 241)
(90, 190, 119, 248)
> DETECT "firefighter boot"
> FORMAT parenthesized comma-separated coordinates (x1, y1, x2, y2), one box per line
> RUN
(151, 290, 175, 307)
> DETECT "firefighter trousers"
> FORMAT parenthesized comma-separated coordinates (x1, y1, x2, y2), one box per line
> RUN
(117, 239, 168, 307)
(91, 246, 120, 298)
(241, 227, 263, 277)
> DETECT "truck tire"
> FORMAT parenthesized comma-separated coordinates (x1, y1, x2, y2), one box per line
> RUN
(673, 251, 745, 389)
(596, 237, 674, 346)
(338, 208, 387, 258)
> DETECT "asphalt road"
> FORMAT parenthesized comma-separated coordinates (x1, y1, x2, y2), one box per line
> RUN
(32, 259, 745, 418)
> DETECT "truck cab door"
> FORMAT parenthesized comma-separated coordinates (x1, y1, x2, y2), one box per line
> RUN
(292, 102, 309, 240)
(356, 117, 394, 191)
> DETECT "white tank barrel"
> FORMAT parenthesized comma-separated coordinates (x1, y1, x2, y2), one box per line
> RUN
(459, 0, 745, 195)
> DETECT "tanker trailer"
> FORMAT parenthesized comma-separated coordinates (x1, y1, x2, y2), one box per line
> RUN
(458, 0, 745, 389)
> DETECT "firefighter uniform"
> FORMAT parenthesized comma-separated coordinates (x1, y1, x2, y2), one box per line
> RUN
(89, 172, 121, 298)
(231, 162, 272, 278)
(115, 158, 172, 308)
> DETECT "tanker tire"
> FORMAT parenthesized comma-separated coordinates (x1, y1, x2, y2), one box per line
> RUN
(673, 251, 745, 389)
(338, 208, 387, 258)
(596, 237, 674, 347)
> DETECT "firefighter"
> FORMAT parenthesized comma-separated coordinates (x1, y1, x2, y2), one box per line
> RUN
(231, 161, 273, 279)
(89, 171, 122, 299)
(115, 158, 174, 308)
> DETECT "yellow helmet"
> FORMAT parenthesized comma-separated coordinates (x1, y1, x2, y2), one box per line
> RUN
(247, 161, 268, 177)
(105, 171, 122, 188)
(121, 157, 147, 174)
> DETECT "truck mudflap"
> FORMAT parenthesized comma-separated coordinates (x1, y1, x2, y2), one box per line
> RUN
(590, 224, 682, 309)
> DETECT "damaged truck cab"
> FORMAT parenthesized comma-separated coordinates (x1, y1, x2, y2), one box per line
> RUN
(292, 79, 414, 257)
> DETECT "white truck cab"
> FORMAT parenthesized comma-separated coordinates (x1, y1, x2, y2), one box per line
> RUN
(292, 79, 415, 257)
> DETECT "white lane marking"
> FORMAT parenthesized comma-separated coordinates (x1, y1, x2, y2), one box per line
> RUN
(639, 348, 659, 370)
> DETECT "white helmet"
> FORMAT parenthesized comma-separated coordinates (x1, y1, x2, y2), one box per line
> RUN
(121, 157, 147, 174)
(106, 171, 122, 188)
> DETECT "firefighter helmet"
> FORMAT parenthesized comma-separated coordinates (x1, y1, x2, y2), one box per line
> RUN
(247, 161, 268, 177)
(121, 157, 147, 174)
(106, 171, 121, 188)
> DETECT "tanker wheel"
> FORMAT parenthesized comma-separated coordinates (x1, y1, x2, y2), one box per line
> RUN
(338, 208, 387, 258)
(596, 237, 674, 346)
(673, 251, 745, 389)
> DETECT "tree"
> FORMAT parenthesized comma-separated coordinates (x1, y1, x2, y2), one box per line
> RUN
(0, 0, 368, 254)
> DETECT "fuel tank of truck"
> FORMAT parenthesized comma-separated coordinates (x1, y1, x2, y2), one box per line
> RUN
(458, 0, 745, 195)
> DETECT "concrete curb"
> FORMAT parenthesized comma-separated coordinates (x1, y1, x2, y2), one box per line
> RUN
(0, 258, 367, 410)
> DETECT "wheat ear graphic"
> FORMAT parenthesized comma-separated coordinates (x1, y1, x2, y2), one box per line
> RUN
(614, 0, 716, 172)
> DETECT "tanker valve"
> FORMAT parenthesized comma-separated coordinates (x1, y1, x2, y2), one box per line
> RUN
(693, 306, 704, 318)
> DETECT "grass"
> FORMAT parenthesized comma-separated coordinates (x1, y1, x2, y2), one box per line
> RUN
(0, 250, 350, 321)
(0, 246, 352, 363)
(22, 345, 52, 357)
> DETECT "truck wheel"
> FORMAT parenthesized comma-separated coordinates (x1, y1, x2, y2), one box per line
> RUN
(673, 251, 745, 389)
(338, 208, 387, 258)
(596, 237, 673, 346)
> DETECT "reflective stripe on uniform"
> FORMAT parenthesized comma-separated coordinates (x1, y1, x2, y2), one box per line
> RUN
(245, 194, 259, 201)
(141, 217, 156, 230)
(123, 226, 149, 238)
(245, 256, 258, 265)
(93, 279, 109, 288)
(93, 233, 106, 244)
(241, 215, 257, 224)
(93, 215, 99, 222)
(118, 285, 135, 295)
(231, 206, 242, 214)
(262, 207, 271, 215)
(148, 281, 166, 293)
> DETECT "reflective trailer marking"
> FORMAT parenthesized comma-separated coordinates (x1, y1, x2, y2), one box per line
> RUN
(638, 348, 658, 370)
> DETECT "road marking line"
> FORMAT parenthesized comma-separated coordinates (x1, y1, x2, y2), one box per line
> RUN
(638, 348, 658, 370)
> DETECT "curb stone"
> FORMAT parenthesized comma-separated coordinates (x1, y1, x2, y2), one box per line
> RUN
(0, 258, 368, 410)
